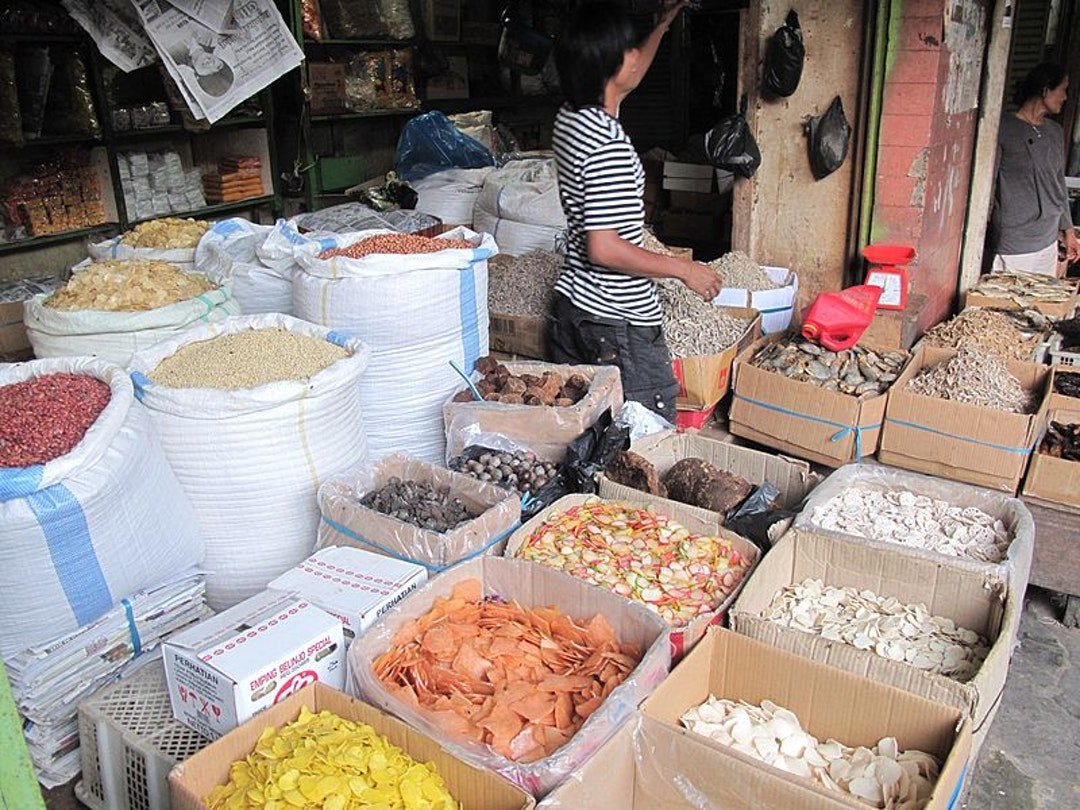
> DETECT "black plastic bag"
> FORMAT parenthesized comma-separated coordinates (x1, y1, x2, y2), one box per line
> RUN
(763, 9, 805, 98)
(563, 409, 631, 495)
(806, 95, 851, 180)
(724, 481, 794, 554)
(705, 95, 761, 179)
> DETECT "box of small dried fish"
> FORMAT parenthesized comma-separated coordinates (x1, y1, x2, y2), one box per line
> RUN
(505, 494, 759, 659)
(879, 345, 1049, 492)
(921, 306, 1054, 363)
(730, 530, 1020, 758)
(1047, 365, 1080, 411)
(729, 333, 909, 467)
(316, 454, 522, 572)
(963, 271, 1079, 318)
(348, 558, 671, 797)
(671, 306, 761, 410)
(1021, 406, 1080, 511)
(487, 251, 561, 360)
(630, 629, 971, 810)
(712, 256, 799, 334)
(794, 464, 1034, 592)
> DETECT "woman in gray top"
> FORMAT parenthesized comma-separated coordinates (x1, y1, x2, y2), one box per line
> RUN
(993, 62, 1079, 276)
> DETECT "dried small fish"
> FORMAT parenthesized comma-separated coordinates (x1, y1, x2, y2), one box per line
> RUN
(709, 251, 781, 292)
(750, 337, 907, 398)
(1040, 421, 1080, 461)
(1054, 371, 1080, 399)
(908, 346, 1033, 413)
(922, 308, 1045, 361)
(488, 250, 563, 317)
(660, 281, 751, 357)
(968, 271, 1076, 306)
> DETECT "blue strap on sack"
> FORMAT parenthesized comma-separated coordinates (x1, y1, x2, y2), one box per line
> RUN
(458, 265, 481, 373)
(733, 393, 881, 461)
(887, 418, 1035, 455)
(121, 597, 142, 656)
(0, 465, 45, 501)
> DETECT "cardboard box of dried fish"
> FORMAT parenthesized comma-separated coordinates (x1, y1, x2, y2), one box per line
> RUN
(443, 359, 624, 462)
(487, 250, 561, 360)
(348, 557, 671, 797)
(669, 305, 761, 410)
(619, 629, 972, 810)
(920, 306, 1054, 363)
(1047, 365, 1080, 411)
(794, 463, 1034, 592)
(730, 530, 1021, 758)
(1021, 405, 1080, 511)
(711, 252, 799, 334)
(963, 270, 1079, 318)
(729, 333, 909, 467)
(879, 345, 1049, 493)
(89, 217, 210, 273)
(597, 429, 817, 531)
(504, 494, 759, 659)
(169, 683, 535, 810)
(316, 454, 521, 573)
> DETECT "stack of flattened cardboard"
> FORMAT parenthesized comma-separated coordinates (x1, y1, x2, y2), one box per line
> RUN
(203, 155, 264, 203)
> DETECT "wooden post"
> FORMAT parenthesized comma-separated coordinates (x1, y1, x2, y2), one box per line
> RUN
(0, 659, 45, 810)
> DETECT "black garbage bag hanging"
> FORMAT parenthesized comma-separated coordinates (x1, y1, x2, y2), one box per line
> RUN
(705, 95, 761, 179)
(763, 9, 805, 98)
(806, 95, 851, 180)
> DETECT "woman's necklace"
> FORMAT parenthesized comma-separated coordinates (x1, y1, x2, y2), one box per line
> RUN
(1017, 109, 1044, 138)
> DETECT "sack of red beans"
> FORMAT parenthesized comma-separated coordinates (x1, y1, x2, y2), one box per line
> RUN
(0, 358, 204, 657)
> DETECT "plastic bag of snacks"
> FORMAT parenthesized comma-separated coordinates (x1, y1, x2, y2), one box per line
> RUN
(0, 357, 203, 657)
(195, 218, 293, 315)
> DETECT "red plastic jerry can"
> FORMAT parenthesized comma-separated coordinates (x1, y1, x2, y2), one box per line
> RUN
(801, 285, 883, 351)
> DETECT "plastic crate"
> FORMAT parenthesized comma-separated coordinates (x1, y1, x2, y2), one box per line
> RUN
(76, 661, 209, 810)
(1049, 333, 1080, 367)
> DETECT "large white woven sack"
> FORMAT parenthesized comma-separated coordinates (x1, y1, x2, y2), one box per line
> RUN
(195, 218, 294, 315)
(0, 357, 204, 657)
(413, 167, 494, 226)
(292, 227, 495, 463)
(472, 159, 566, 256)
(24, 277, 240, 367)
(128, 314, 370, 610)
(88, 235, 196, 274)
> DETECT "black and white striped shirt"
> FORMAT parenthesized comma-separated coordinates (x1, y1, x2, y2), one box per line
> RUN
(552, 105, 661, 326)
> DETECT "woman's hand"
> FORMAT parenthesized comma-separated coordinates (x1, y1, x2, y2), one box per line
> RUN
(678, 260, 722, 301)
(658, 1, 688, 31)
(1065, 228, 1080, 264)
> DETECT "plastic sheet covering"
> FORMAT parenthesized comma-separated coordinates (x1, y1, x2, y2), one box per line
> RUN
(127, 314, 371, 609)
(395, 110, 496, 182)
(195, 218, 293, 315)
(318, 0, 387, 39)
(793, 463, 1034, 593)
(0, 357, 204, 657)
(289, 205, 441, 235)
(17, 47, 52, 139)
(412, 167, 494, 226)
(292, 226, 495, 463)
(316, 454, 521, 572)
(348, 556, 671, 797)
(472, 159, 567, 256)
(443, 362, 624, 462)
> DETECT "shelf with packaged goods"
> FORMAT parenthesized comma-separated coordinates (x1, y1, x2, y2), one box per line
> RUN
(127, 195, 275, 226)
(0, 223, 117, 256)
(108, 116, 269, 142)
(309, 108, 421, 122)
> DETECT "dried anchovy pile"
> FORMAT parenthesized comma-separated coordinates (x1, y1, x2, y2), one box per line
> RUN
(661, 281, 751, 357)
(922, 308, 1043, 361)
(1054, 371, 1080, 399)
(751, 338, 907, 397)
(360, 477, 476, 533)
(709, 251, 781, 292)
(908, 346, 1033, 413)
(487, 250, 562, 316)
(969, 271, 1076, 306)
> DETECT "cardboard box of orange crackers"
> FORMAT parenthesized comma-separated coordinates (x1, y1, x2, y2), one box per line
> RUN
(348, 556, 670, 798)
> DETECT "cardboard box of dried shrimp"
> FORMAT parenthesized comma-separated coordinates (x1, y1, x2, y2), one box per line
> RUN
(169, 683, 535, 810)
(505, 494, 759, 660)
(489, 311, 551, 360)
(729, 334, 900, 467)
(316, 454, 521, 573)
(730, 529, 1020, 757)
(347, 556, 671, 797)
(163, 591, 345, 741)
(672, 306, 761, 410)
(1021, 404, 1080, 510)
(628, 628, 971, 810)
(878, 345, 1048, 493)
(443, 361, 623, 461)
(598, 428, 818, 527)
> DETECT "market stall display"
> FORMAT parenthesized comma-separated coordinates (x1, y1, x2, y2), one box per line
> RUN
(451, 356, 590, 406)
(0, 149, 107, 242)
(747, 336, 907, 397)
(1022, 406, 1080, 509)
(906, 346, 1034, 413)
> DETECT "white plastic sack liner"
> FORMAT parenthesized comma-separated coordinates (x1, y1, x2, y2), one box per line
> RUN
(713, 266, 799, 334)
(88, 235, 197, 274)
(292, 226, 496, 463)
(0, 357, 204, 657)
(128, 314, 371, 610)
(24, 276, 239, 367)
(473, 159, 566, 256)
(413, 167, 494, 226)
(195, 218, 294, 315)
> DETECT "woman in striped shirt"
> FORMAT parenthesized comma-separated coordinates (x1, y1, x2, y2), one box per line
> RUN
(550, 1, 718, 421)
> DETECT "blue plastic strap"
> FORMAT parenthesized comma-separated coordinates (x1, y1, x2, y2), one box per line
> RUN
(121, 597, 142, 657)
(27, 483, 113, 625)
(756, 304, 793, 315)
(213, 218, 243, 237)
(946, 763, 968, 810)
(458, 265, 481, 374)
(888, 418, 1035, 455)
(326, 330, 353, 348)
(733, 393, 881, 461)
(320, 515, 520, 573)
(130, 371, 152, 402)
(0, 465, 45, 501)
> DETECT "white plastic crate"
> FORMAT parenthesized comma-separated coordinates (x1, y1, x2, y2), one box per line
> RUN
(76, 660, 209, 810)
(1049, 333, 1080, 367)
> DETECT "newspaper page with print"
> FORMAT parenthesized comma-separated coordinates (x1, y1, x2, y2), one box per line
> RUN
(133, 0, 304, 123)
(165, 0, 235, 33)
(62, 0, 157, 73)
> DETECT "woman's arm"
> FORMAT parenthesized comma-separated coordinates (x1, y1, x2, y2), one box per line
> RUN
(586, 229, 721, 300)
(626, 1, 687, 91)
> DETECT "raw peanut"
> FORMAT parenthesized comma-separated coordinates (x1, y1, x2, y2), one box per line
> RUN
(0, 373, 111, 467)
(318, 232, 472, 259)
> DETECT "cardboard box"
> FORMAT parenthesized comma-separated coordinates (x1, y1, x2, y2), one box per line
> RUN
(317, 455, 521, 572)
(421, 0, 461, 41)
(267, 546, 427, 646)
(858, 302, 924, 351)
(1021, 405, 1080, 510)
(672, 307, 761, 410)
(489, 311, 550, 360)
(443, 362, 624, 461)
(425, 55, 469, 100)
(729, 334, 896, 467)
(163, 592, 345, 740)
(169, 683, 534, 810)
(714, 267, 799, 334)
(1047, 364, 1080, 412)
(307, 63, 347, 115)
(0, 301, 30, 356)
(348, 556, 671, 797)
(964, 277, 1078, 318)
(731, 529, 1019, 758)
(631, 629, 971, 810)
(878, 345, 1048, 493)
(662, 161, 714, 194)
(599, 428, 817, 525)
(505, 493, 759, 659)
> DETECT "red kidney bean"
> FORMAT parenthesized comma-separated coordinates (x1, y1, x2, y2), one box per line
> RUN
(0, 373, 111, 468)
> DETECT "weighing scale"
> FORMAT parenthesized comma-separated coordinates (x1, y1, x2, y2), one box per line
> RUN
(861, 244, 916, 310)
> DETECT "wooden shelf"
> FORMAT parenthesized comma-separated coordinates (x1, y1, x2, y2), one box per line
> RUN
(128, 195, 275, 225)
(109, 116, 267, 141)
(0, 223, 116, 256)
(310, 109, 420, 122)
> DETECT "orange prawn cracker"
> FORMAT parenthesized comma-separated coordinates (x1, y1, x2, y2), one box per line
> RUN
(372, 579, 641, 763)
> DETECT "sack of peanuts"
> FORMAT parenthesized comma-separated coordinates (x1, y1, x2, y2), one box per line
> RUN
(472, 159, 567, 256)
(128, 313, 371, 610)
(0, 357, 204, 656)
(24, 259, 240, 367)
(292, 226, 497, 464)
(195, 218, 294, 315)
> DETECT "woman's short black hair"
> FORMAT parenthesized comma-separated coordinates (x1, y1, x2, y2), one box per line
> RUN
(555, 2, 638, 109)
(1014, 62, 1068, 107)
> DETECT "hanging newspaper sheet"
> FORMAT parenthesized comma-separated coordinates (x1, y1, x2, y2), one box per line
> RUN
(62, 0, 157, 73)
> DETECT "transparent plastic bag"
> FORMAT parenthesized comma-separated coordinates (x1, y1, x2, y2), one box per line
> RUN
(379, 0, 415, 40)
(395, 111, 496, 182)
(17, 46, 53, 139)
(320, 0, 387, 39)
(44, 52, 100, 136)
